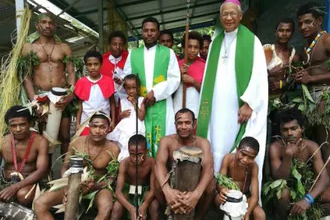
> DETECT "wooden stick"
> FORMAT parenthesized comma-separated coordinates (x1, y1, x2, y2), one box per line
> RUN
(182, 1, 190, 108)
(309, 156, 330, 193)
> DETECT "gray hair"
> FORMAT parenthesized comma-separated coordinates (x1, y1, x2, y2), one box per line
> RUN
(219, 2, 243, 14)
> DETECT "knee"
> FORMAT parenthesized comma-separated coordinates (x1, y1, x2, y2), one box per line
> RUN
(148, 199, 159, 213)
(205, 179, 216, 195)
(279, 188, 291, 202)
(253, 207, 266, 220)
(16, 187, 34, 206)
(110, 201, 124, 220)
(34, 196, 48, 213)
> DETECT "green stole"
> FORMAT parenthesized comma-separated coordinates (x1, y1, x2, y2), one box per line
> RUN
(130, 44, 170, 157)
(196, 25, 255, 151)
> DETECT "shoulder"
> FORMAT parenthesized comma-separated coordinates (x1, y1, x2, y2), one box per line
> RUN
(106, 140, 120, 153)
(60, 43, 72, 54)
(22, 43, 33, 55)
(304, 139, 319, 153)
(196, 136, 210, 147)
(269, 140, 283, 155)
(71, 136, 86, 150)
(1, 135, 10, 152)
(122, 50, 129, 58)
(103, 52, 111, 59)
(322, 33, 330, 49)
(223, 153, 233, 162)
(159, 135, 176, 147)
(34, 133, 48, 145)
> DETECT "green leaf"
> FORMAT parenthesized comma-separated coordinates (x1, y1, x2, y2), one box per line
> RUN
(270, 179, 284, 189)
(290, 190, 296, 200)
(276, 189, 282, 199)
(302, 84, 315, 103)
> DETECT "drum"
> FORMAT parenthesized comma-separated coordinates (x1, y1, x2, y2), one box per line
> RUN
(220, 190, 248, 220)
(171, 146, 203, 220)
(0, 202, 35, 220)
(44, 87, 67, 154)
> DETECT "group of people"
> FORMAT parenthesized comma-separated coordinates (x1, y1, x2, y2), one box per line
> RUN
(1, 0, 330, 219)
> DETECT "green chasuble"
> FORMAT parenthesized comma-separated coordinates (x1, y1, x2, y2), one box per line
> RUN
(196, 24, 255, 151)
(130, 44, 170, 157)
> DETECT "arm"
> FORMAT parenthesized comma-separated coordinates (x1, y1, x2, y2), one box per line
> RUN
(109, 95, 116, 130)
(62, 43, 75, 87)
(14, 137, 49, 189)
(115, 162, 136, 213)
(21, 44, 36, 101)
(269, 142, 293, 180)
(75, 100, 83, 130)
(137, 97, 145, 121)
(152, 50, 180, 102)
(245, 164, 259, 218)
(141, 164, 155, 208)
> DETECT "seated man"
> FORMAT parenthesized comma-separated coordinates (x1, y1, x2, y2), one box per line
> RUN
(265, 109, 330, 218)
(35, 112, 120, 220)
(216, 136, 265, 220)
(0, 105, 48, 206)
(111, 134, 158, 220)
(155, 108, 215, 220)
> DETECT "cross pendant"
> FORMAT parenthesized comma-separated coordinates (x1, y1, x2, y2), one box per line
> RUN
(221, 55, 228, 64)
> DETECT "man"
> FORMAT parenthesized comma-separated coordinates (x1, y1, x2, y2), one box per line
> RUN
(196, 0, 268, 195)
(0, 105, 48, 206)
(159, 30, 175, 49)
(111, 134, 158, 220)
(124, 17, 180, 157)
(173, 31, 205, 117)
(35, 113, 120, 220)
(21, 13, 75, 155)
(200, 35, 212, 61)
(293, 2, 330, 175)
(266, 109, 330, 218)
(155, 108, 215, 220)
(264, 18, 299, 136)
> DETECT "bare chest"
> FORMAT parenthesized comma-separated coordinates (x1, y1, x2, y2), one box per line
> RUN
(2, 143, 37, 164)
(32, 44, 66, 63)
(126, 165, 151, 185)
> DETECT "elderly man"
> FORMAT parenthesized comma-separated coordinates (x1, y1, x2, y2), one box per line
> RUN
(196, 0, 268, 194)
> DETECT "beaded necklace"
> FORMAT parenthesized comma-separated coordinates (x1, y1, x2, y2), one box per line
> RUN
(303, 30, 327, 65)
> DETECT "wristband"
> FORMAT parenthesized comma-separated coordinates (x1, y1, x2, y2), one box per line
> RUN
(279, 80, 283, 89)
(305, 194, 314, 204)
(303, 197, 312, 206)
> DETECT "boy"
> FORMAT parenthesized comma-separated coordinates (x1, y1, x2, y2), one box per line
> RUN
(111, 134, 158, 220)
(216, 137, 265, 220)
(75, 50, 116, 134)
(173, 31, 205, 117)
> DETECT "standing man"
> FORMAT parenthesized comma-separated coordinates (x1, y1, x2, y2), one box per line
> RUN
(293, 2, 330, 175)
(21, 13, 75, 155)
(200, 35, 212, 61)
(124, 17, 180, 157)
(197, 0, 268, 193)
(159, 30, 175, 49)
(173, 31, 205, 117)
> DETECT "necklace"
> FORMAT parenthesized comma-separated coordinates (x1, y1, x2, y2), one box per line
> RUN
(303, 30, 327, 65)
(41, 41, 56, 72)
(85, 136, 105, 162)
(222, 35, 237, 63)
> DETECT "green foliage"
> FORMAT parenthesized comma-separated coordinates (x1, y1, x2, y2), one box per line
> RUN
(216, 174, 240, 190)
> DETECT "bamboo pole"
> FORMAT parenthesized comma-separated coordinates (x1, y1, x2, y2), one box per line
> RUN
(182, 0, 191, 108)
(64, 157, 84, 220)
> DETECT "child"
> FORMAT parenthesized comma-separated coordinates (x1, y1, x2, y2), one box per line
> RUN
(107, 74, 145, 161)
(74, 50, 116, 135)
(216, 137, 266, 220)
(111, 134, 158, 220)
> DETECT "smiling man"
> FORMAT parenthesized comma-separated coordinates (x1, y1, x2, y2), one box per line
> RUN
(196, 0, 268, 196)
(124, 17, 180, 157)
(155, 108, 215, 220)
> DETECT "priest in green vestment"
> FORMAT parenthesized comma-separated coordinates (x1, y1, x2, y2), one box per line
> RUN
(196, 0, 268, 201)
(124, 17, 180, 157)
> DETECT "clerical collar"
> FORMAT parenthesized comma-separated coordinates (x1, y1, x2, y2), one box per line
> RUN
(109, 54, 122, 64)
(224, 28, 239, 37)
(87, 75, 103, 83)
(144, 44, 157, 51)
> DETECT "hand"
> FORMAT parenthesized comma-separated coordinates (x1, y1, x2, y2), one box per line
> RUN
(114, 77, 122, 85)
(285, 138, 305, 156)
(110, 121, 115, 132)
(182, 74, 195, 85)
(143, 91, 155, 107)
(75, 124, 81, 132)
(268, 64, 286, 76)
(63, 189, 68, 207)
(180, 63, 189, 75)
(270, 81, 281, 91)
(290, 199, 310, 216)
(55, 94, 74, 110)
(0, 184, 19, 202)
(127, 96, 137, 106)
(120, 110, 131, 119)
(238, 103, 252, 124)
(243, 212, 251, 220)
(138, 204, 147, 220)
(177, 191, 201, 214)
(218, 187, 229, 204)
(163, 186, 185, 214)
(80, 179, 96, 195)
(293, 70, 312, 84)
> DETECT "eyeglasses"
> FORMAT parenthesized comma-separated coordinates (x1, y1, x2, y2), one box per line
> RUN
(221, 12, 239, 19)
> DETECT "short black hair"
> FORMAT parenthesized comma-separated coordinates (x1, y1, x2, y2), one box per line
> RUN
(275, 17, 295, 33)
(123, 74, 141, 90)
(142, 17, 160, 31)
(175, 108, 195, 121)
(5, 105, 33, 125)
(297, 2, 325, 19)
(181, 31, 203, 48)
(108, 30, 127, 45)
(84, 50, 103, 64)
(278, 108, 305, 128)
(159, 30, 174, 41)
(90, 112, 110, 126)
(202, 34, 212, 43)
(238, 136, 260, 154)
(128, 134, 147, 149)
